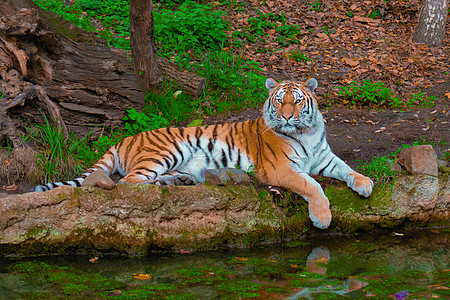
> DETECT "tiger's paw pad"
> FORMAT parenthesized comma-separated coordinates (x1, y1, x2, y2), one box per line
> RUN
(348, 172, 373, 197)
(308, 202, 332, 229)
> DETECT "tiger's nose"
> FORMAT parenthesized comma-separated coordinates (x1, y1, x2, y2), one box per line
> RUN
(282, 114, 293, 121)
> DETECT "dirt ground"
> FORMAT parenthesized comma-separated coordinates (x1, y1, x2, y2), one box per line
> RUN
(204, 93, 449, 171)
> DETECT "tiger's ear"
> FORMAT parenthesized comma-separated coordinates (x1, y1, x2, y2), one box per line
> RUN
(265, 78, 278, 91)
(305, 78, 318, 93)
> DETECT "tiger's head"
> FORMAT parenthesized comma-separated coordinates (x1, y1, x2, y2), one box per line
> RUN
(263, 78, 319, 134)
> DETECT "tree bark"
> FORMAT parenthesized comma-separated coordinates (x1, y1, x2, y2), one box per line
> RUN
(129, 0, 163, 93)
(412, 0, 448, 48)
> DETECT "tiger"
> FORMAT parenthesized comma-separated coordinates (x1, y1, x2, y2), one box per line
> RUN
(31, 78, 374, 229)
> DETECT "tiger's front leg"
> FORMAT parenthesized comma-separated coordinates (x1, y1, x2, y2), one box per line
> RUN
(270, 169, 332, 229)
(320, 155, 373, 197)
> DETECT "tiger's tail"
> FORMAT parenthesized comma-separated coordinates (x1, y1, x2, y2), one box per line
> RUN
(30, 146, 119, 192)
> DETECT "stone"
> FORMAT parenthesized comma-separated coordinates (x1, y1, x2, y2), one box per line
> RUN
(81, 169, 116, 189)
(204, 168, 251, 186)
(204, 169, 230, 186)
(224, 168, 251, 184)
(397, 145, 438, 177)
(389, 160, 403, 172)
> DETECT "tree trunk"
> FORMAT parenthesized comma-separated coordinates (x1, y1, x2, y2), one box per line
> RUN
(129, 0, 163, 93)
(412, 0, 448, 48)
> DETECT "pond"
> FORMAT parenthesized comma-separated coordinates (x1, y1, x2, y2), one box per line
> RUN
(0, 230, 449, 299)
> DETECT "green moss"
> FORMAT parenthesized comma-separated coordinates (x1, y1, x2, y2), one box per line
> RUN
(24, 226, 49, 239)
(12, 261, 125, 297)
(326, 182, 391, 215)
(216, 278, 264, 297)
(312, 292, 348, 299)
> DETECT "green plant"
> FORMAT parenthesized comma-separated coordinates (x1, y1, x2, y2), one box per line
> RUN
(368, 9, 381, 19)
(33, 0, 96, 31)
(358, 141, 429, 183)
(336, 79, 400, 108)
(0, 91, 4, 98)
(153, 1, 228, 55)
(288, 50, 311, 62)
(309, 0, 323, 11)
(406, 92, 436, 108)
(194, 50, 266, 113)
(322, 26, 334, 36)
(122, 108, 169, 136)
(358, 155, 396, 184)
(25, 113, 97, 183)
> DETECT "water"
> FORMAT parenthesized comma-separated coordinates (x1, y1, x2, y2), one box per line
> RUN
(0, 230, 449, 299)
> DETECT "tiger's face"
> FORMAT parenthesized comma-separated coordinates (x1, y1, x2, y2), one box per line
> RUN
(263, 78, 318, 134)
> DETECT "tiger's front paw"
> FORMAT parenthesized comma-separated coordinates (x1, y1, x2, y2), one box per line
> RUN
(308, 198, 332, 229)
(348, 171, 373, 197)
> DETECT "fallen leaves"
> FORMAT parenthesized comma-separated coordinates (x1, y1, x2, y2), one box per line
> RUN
(132, 273, 152, 280)
(2, 185, 17, 191)
(89, 256, 99, 263)
(343, 57, 359, 67)
(234, 257, 249, 262)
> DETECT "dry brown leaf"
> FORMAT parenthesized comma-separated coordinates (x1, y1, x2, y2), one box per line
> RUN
(343, 57, 359, 67)
(235, 257, 249, 261)
(132, 273, 152, 280)
(3, 185, 17, 191)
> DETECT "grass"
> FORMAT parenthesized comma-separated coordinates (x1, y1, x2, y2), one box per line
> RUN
(19, 107, 174, 184)
(357, 140, 433, 184)
(331, 79, 436, 109)
(24, 113, 97, 183)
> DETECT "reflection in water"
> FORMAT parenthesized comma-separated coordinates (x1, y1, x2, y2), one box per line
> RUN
(0, 231, 449, 299)
(290, 246, 368, 299)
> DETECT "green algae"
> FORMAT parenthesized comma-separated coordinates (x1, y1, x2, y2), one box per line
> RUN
(3, 230, 449, 299)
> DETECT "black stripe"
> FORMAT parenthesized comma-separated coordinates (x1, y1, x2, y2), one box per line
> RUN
(187, 134, 193, 147)
(221, 149, 228, 167)
(242, 122, 250, 155)
(279, 132, 308, 158)
(282, 150, 298, 165)
(136, 157, 164, 166)
(122, 135, 138, 169)
(208, 139, 214, 152)
(195, 127, 202, 148)
(212, 157, 220, 168)
(263, 141, 276, 158)
(225, 135, 233, 160)
(237, 150, 241, 169)
(319, 157, 335, 174)
(328, 163, 337, 174)
(212, 124, 219, 140)
(136, 168, 158, 178)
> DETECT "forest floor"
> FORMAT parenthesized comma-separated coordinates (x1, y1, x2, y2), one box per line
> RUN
(201, 0, 450, 168)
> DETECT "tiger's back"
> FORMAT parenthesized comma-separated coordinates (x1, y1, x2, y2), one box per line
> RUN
(32, 78, 373, 229)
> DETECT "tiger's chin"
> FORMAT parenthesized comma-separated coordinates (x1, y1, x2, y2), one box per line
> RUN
(274, 124, 309, 135)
